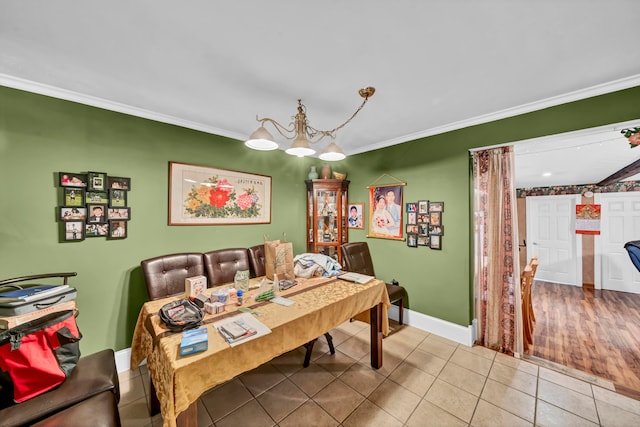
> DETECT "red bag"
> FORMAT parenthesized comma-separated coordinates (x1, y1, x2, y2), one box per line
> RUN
(0, 310, 81, 404)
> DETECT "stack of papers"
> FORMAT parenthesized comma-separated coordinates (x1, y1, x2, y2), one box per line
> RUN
(338, 272, 375, 284)
(213, 313, 271, 347)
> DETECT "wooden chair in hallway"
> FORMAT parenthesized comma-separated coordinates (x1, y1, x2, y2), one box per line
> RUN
(529, 256, 538, 322)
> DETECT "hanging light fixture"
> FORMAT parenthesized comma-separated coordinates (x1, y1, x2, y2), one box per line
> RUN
(244, 87, 375, 160)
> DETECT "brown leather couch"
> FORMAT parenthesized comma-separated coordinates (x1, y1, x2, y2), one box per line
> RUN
(0, 349, 121, 427)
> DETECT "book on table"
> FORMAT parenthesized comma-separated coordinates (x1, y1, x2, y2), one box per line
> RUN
(213, 313, 271, 347)
(338, 272, 375, 284)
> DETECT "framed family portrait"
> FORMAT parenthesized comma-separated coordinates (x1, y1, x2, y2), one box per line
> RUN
(429, 201, 444, 212)
(418, 200, 429, 214)
(88, 172, 107, 191)
(368, 184, 404, 240)
(430, 235, 442, 250)
(169, 161, 272, 225)
(407, 233, 418, 247)
(87, 204, 107, 223)
(347, 202, 364, 229)
(406, 202, 417, 213)
(86, 191, 109, 204)
(417, 235, 430, 246)
(60, 207, 86, 221)
(59, 172, 87, 188)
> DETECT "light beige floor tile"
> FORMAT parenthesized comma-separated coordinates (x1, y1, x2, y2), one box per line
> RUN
(405, 348, 448, 376)
(313, 379, 365, 422)
(471, 399, 532, 427)
(239, 363, 287, 397)
(495, 353, 539, 376)
(289, 363, 336, 396)
(596, 398, 640, 427)
(338, 362, 387, 397)
(335, 320, 368, 336)
(458, 344, 497, 361)
(417, 335, 457, 360)
(480, 379, 535, 422)
(269, 349, 305, 377)
(200, 378, 254, 421)
(388, 362, 436, 397)
(256, 378, 308, 422)
(343, 399, 403, 427)
(388, 324, 428, 345)
(535, 400, 599, 427)
(593, 385, 640, 416)
(215, 399, 275, 427)
(489, 361, 537, 396)
(326, 327, 353, 347)
(425, 333, 460, 347)
(315, 349, 358, 377)
(367, 378, 422, 423)
(119, 374, 147, 406)
(118, 368, 140, 382)
(405, 399, 468, 427)
(358, 350, 403, 377)
(449, 347, 493, 376)
(537, 378, 599, 423)
(279, 400, 339, 427)
(539, 366, 593, 396)
(383, 336, 417, 360)
(438, 362, 487, 397)
(118, 396, 151, 427)
(337, 335, 371, 361)
(424, 379, 479, 423)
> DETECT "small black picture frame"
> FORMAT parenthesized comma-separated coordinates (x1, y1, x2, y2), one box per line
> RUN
(109, 220, 127, 239)
(88, 171, 107, 191)
(406, 202, 417, 213)
(109, 189, 127, 207)
(430, 235, 442, 250)
(407, 211, 417, 225)
(60, 206, 86, 221)
(429, 224, 444, 236)
(418, 223, 429, 236)
(63, 188, 85, 207)
(429, 211, 442, 226)
(417, 235, 430, 246)
(87, 204, 108, 223)
(107, 176, 131, 190)
(59, 172, 88, 188)
(406, 224, 418, 234)
(407, 233, 418, 247)
(86, 191, 109, 204)
(107, 207, 131, 221)
(418, 200, 429, 214)
(429, 201, 444, 212)
(63, 221, 84, 241)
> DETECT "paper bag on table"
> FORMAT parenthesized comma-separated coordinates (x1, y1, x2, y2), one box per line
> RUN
(264, 239, 294, 280)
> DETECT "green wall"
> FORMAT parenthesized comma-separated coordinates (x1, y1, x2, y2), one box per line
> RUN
(1, 84, 639, 354)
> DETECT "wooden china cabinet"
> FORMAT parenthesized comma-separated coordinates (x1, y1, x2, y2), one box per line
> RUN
(305, 179, 350, 264)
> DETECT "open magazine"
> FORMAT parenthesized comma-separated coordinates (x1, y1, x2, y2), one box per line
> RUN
(338, 272, 375, 284)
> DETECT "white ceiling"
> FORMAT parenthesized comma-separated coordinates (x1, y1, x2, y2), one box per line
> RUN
(1, 1, 640, 188)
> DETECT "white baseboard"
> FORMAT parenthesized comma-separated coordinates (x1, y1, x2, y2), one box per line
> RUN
(115, 308, 474, 373)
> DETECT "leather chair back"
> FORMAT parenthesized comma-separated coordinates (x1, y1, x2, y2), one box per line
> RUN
(340, 242, 376, 276)
(141, 253, 205, 300)
(203, 248, 251, 287)
(247, 244, 266, 278)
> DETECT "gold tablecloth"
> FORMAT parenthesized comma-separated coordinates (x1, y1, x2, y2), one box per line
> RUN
(130, 277, 389, 427)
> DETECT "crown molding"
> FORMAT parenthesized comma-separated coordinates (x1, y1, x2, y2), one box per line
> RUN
(0, 74, 247, 141)
(352, 74, 640, 155)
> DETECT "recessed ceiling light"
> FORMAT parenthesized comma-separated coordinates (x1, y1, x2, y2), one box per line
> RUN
(542, 172, 552, 177)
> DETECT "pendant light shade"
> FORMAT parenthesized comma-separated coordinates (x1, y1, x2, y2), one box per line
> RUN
(245, 126, 278, 151)
(319, 141, 346, 161)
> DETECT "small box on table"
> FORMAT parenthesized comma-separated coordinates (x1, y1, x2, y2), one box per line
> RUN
(185, 275, 207, 299)
(180, 327, 208, 356)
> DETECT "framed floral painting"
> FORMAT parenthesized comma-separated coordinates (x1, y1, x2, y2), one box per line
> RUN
(169, 161, 272, 225)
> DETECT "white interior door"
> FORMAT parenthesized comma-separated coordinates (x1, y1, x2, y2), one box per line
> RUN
(595, 192, 640, 294)
(526, 195, 581, 286)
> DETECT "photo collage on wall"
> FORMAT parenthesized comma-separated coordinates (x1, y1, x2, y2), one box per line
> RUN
(405, 200, 444, 250)
(58, 172, 131, 242)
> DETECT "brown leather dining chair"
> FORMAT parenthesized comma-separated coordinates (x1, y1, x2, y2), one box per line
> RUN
(247, 243, 335, 367)
(141, 252, 205, 300)
(340, 242, 407, 325)
(203, 248, 251, 287)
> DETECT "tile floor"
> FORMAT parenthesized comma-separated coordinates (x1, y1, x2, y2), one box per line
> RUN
(117, 320, 640, 426)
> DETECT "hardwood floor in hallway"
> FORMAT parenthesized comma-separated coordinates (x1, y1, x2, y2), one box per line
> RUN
(529, 280, 640, 401)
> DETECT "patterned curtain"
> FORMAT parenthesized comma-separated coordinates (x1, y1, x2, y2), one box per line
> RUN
(472, 147, 522, 355)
